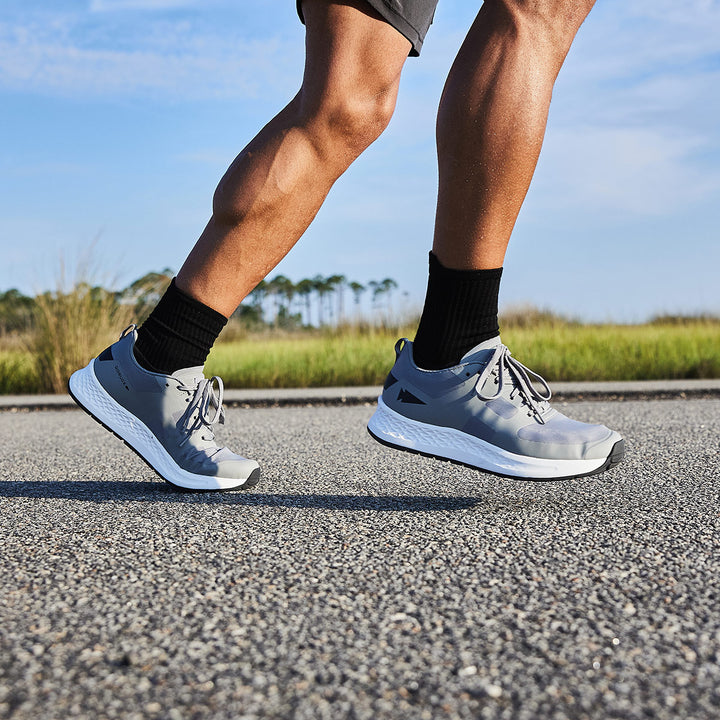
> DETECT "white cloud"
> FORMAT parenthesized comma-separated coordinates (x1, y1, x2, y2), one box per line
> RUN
(0, 30, 253, 97)
(529, 0, 720, 218)
(89, 0, 197, 10)
(0, 10, 302, 100)
(581, 0, 720, 72)
(537, 125, 720, 216)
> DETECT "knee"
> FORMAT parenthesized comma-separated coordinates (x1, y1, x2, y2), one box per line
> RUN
(302, 83, 398, 163)
(327, 92, 396, 155)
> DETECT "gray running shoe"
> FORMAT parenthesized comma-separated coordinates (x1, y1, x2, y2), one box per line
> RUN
(68, 326, 260, 491)
(368, 337, 624, 480)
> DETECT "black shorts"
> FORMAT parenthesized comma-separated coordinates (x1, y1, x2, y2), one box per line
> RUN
(296, 0, 438, 56)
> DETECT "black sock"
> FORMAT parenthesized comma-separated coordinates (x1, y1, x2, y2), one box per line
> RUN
(412, 252, 503, 370)
(133, 278, 228, 375)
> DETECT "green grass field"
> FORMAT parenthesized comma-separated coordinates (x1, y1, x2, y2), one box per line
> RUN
(1, 320, 718, 394)
(0, 350, 38, 394)
(205, 321, 720, 388)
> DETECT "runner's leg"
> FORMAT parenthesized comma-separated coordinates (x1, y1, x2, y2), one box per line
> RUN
(414, 0, 595, 369)
(175, 0, 412, 318)
(69, 1, 414, 490)
(433, 0, 595, 270)
(369, 0, 623, 480)
(134, 0, 412, 376)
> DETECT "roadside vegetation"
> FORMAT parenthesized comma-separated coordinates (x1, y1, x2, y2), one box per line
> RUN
(1, 272, 718, 394)
(205, 319, 720, 388)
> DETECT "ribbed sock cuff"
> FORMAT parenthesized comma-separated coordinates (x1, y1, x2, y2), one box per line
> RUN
(412, 252, 502, 370)
(133, 279, 228, 375)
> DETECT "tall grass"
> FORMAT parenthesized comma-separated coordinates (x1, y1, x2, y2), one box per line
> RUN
(0, 285, 718, 393)
(206, 327, 411, 388)
(203, 319, 720, 388)
(0, 351, 38, 394)
(29, 262, 134, 394)
(502, 322, 720, 381)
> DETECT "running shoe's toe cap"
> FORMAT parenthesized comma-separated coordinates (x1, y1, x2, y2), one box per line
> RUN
(216, 464, 261, 489)
(205, 447, 260, 482)
(215, 457, 261, 482)
(517, 413, 622, 460)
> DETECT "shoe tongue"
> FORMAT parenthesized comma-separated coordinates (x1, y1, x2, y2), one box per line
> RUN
(460, 335, 503, 362)
(171, 366, 205, 386)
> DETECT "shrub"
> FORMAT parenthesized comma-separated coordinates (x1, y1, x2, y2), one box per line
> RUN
(30, 269, 134, 393)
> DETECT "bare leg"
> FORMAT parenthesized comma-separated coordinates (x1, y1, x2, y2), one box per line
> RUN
(432, 0, 595, 270)
(175, 0, 411, 318)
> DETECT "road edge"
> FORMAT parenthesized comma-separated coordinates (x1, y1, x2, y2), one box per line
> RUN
(2, 379, 720, 411)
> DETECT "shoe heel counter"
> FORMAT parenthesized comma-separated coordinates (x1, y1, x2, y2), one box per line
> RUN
(94, 330, 151, 397)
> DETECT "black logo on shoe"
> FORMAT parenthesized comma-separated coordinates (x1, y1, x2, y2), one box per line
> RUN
(397, 388, 425, 404)
(384, 372, 398, 390)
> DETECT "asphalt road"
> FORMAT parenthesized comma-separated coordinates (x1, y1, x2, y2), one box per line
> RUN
(1, 398, 719, 720)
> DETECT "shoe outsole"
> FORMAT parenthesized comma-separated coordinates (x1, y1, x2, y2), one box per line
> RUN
(368, 425, 625, 482)
(68, 365, 261, 493)
(367, 396, 625, 481)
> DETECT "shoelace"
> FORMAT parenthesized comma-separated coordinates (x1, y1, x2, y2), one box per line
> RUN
(475, 344, 552, 423)
(177, 376, 225, 447)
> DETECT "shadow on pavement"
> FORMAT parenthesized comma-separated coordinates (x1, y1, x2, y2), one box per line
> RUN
(0, 480, 480, 511)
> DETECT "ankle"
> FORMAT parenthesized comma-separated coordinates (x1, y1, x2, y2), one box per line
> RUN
(412, 252, 502, 370)
(134, 279, 227, 375)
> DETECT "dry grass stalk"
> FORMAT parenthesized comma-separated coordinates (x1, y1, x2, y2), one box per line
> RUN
(30, 257, 135, 394)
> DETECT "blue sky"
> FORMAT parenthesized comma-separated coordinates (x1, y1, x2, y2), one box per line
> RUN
(1, 0, 718, 321)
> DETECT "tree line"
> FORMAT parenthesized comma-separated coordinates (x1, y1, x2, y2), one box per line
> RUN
(0, 270, 401, 334)
(243, 274, 399, 328)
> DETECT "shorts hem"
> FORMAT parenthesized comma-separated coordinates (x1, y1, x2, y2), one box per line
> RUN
(365, 0, 426, 56)
(296, 0, 432, 57)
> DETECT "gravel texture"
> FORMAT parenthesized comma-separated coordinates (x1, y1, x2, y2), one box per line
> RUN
(1, 399, 719, 719)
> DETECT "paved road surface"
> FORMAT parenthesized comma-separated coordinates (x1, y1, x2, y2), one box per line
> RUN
(1, 398, 719, 719)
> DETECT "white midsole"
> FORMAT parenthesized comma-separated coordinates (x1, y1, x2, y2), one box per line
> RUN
(367, 396, 606, 480)
(69, 361, 256, 490)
